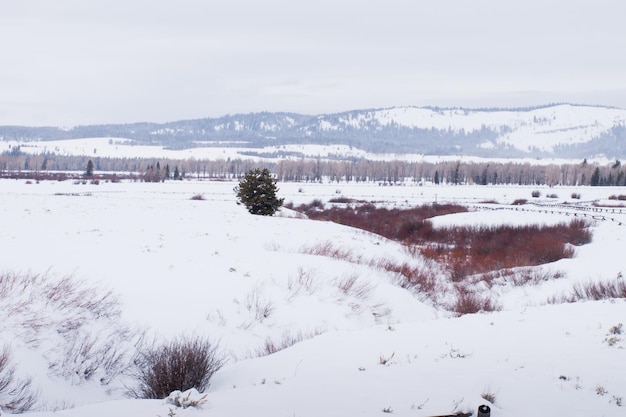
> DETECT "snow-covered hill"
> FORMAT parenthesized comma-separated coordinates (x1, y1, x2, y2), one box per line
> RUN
(331, 105, 626, 153)
(1, 179, 625, 416)
(2, 104, 626, 159)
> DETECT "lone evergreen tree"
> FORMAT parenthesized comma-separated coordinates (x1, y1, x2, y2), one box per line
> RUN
(234, 168, 284, 215)
(85, 159, 94, 177)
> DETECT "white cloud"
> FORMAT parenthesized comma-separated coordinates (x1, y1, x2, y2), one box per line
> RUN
(1, 0, 626, 126)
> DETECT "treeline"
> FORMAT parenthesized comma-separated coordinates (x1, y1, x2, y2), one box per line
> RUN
(274, 158, 626, 186)
(1, 151, 625, 186)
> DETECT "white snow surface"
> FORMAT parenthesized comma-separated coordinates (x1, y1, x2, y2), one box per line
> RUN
(0, 180, 625, 417)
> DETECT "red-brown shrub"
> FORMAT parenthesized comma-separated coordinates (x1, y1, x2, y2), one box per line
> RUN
(418, 220, 591, 280)
(298, 202, 592, 284)
(451, 287, 501, 316)
(296, 203, 468, 243)
(374, 259, 438, 296)
(608, 194, 626, 201)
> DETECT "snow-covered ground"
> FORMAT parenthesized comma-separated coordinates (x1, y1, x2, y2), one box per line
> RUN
(0, 136, 616, 165)
(1, 179, 625, 416)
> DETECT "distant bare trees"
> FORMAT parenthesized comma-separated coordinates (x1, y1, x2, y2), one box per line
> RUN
(0, 151, 624, 186)
(276, 158, 625, 186)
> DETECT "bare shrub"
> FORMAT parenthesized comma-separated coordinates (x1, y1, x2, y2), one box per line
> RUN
(129, 335, 225, 399)
(328, 196, 368, 204)
(300, 242, 440, 300)
(421, 220, 592, 280)
(255, 329, 323, 357)
(548, 279, 626, 303)
(0, 347, 39, 413)
(452, 287, 501, 316)
(335, 274, 375, 300)
(571, 192, 581, 199)
(190, 194, 205, 200)
(294, 203, 467, 243)
(44, 276, 120, 322)
(608, 194, 626, 201)
(50, 328, 138, 385)
(531, 190, 541, 198)
(245, 288, 274, 322)
(0, 271, 137, 387)
(499, 268, 566, 287)
(287, 267, 319, 299)
(333, 274, 381, 316)
(301, 241, 359, 263)
(296, 204, 591, 284)
(511, 198, 528, 205)
(376, 258, 438, 297)
(570, 280, 626, 301)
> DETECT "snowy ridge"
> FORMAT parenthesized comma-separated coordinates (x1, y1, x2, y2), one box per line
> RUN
(2, 104, 626, 159)
(327, 104, 626, 152)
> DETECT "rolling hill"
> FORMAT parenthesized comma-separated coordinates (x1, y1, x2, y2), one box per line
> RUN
(2, 104, 626, 160)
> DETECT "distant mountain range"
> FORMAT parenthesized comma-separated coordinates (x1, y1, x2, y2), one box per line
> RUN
(2, 104, 626, 159)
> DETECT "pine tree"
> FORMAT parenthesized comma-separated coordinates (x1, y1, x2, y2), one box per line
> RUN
(234, 168, 284, 215)
(85, 159, 94, 177)
(164, 164, 170, 180)
(481, 167, 488, 185)
(590, 167, 600, 186)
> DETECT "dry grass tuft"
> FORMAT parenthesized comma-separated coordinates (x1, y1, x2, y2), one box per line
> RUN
(549, 279, 626, 303)
(255, 329, 323, 357)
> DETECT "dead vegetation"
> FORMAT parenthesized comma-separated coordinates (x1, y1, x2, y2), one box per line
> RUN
(293, 202, 596, 315)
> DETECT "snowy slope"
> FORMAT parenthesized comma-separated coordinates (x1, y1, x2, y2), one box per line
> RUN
(355, 104, 626, 152)
(2, 104, 626, 159)
(1, 180, 625, 416)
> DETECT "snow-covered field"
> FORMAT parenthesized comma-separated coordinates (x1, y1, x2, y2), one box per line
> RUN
(0, 135, 616, 165)
(1, 179, 625, 417)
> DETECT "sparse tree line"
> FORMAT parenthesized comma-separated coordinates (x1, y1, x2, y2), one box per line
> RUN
(274, 158, 626, 186)
(1, 150, 625, 186)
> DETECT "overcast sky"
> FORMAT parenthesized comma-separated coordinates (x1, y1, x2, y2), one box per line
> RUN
(2, 0, 626, 126)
